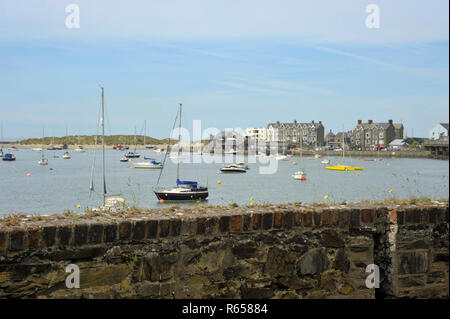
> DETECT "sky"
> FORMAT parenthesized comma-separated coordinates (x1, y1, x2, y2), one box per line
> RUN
(0, 0, 448, 140)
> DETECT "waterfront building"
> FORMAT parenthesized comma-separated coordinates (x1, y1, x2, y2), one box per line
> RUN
(429, 123, 449, 140)
(389, 139, 406, 150)
(393, 123, 404, 140)
(335, 131, 353, 149)
(325, 129, 335, 147)
(267, 120, 325, 146)
(351, 119, 396, 150)
(243, 128, 268, 141)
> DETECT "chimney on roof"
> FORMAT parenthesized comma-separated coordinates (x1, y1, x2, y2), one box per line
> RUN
(388, 119, 393, 124)
(319, 121, 322, 124)
(358, 120, 362, 124)
(276, 121, 280, 125)
(312, 120, 315, 124)
(293, 119, 297, 125)
(368, 120, 373, 124)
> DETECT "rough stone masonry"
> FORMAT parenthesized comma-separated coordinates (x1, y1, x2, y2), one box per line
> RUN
(0, 200, 448, 299)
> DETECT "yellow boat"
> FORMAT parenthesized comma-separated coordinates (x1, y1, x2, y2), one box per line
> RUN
(325, 165, 364, 171)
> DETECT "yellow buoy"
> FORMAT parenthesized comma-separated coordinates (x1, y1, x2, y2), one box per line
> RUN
(250, 197, 253, 200)
(324, 195, 328, 199)
(388, 189, 393, 193)
(217, 180, 222, 184)
(293, 162, 297, 165)
(76, 205, 81, 208)
(250, 202, 253, 206)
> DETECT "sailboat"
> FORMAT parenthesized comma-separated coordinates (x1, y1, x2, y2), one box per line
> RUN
(38, 128, 48, 165)
(154, 103, 208, 201)
(124, 127, 140, 158)
(90, 86, 126, 211)
(132, 120, 163, 169)
(293, 136, 306, 180)
(63, 126, 71, 159)
(325, 125, 364, 171)
(0, 123, 3, 157)
(74, 131, 86, 152)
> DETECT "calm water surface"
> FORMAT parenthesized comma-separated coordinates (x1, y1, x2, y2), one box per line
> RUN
(0, 149, 448, 215)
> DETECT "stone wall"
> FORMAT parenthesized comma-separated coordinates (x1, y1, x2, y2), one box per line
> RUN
(0, 201, 448, 299)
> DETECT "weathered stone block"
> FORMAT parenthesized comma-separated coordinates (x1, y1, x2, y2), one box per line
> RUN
(196, 218, 206, 235)
(232, 241, 257, 259)
(334, 249, 350, 273)
(146, 220, 158, 239)
(88, 224, 104, 244)
(338, 210, 350, 228)
(57, 225, 72, 246)
(132, 221, 146, 240)
(104, 224, 118, 242)
(265, 247, 296, 277)
(399, 251, 429, 274)
(294, 212, 302, 227)
(159, 220, 170, 237)
(0, 231, 7, 254)
(350, 209, 360, 227)
(243, 215, 251, 231)
(219, 216, 231, 233)
(252, 214, 262, 230)
(169, 219, 181, 237)
(74, 224, 88, 246)
(320, 229, 345, 248)
(273, 212, 282, 228)
(118, 221, 132, 241)
(313, 211, 322, 227)
(9, 230, 25, 251)
(303, 211, 312, 227)
(27, 227, 41, 249)
(231, 215, 241, 231)
(283, 211, 294, 229)
(42, 226, 56, 247)
(297, 248, 328, 276)
(262, 213, 273, 230)
(206, 217, 218, 234)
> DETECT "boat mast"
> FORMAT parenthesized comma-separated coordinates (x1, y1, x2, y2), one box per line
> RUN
(41, 127, 44, 159)
(144, 120, 146, 148)
(177, 103, 182, 180)
(342, 124, 345, 161)
(101, 86, 106, 205)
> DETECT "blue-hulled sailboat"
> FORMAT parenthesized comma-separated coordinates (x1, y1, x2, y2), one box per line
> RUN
(153, 103, 208, 201)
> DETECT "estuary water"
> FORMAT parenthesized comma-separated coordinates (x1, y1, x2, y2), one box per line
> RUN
(0, 149, 448, 215)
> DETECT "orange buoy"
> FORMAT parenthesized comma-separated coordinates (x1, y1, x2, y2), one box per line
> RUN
(27, 173, 31, 177)
(301, 176, 306, 181)
(159, 199, 165, 203)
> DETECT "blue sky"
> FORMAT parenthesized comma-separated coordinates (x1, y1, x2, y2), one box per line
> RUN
(0, 0, 448, 140)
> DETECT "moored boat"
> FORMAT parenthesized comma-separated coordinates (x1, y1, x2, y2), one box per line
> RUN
(220, 164, 247, 173)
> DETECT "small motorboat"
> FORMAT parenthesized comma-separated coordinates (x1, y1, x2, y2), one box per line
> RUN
(235, 162, 249, 170)
(2, 153, 16, 161)
(62, 152, 71, 159)
(314, 154, 320, 159)
(38, 157, 48, 165)
(32, 147, 42, 151)
(132, 158, 163, 169)
(0, 149, 3, 157)
(364, 158, 375, 162)
(74, 145, 86, 152)
(220, 164, 247, 173)
(125, 151, 140, 158)
(325, 165, 364, 171)
(321, 159, 330, 164)
(292, 171, 306, 180)
(120, 156, 129, 162)
(275, 155, 289, 161)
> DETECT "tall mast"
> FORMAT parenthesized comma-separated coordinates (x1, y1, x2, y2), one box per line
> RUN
(42, 127, 44, 158)
(144, 120, 146, 148)
(177, 103, 182, 180)
(101, 86, 106, 205)
(342, 124, 345, 160)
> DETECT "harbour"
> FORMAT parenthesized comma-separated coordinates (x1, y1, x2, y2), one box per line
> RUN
(0, 148, 448, 215)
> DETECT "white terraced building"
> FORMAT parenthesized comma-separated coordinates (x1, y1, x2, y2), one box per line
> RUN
(243, 128, 268, 141)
